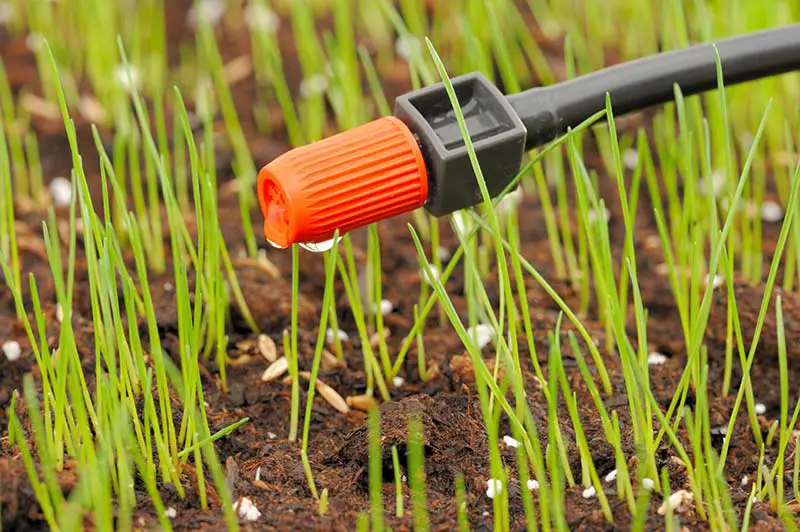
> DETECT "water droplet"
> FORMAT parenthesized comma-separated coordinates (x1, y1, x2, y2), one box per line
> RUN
(299, 237, 341, 253)
(267, 238, 286, 249)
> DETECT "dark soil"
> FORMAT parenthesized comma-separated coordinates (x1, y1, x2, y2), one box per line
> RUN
(1, 4, 799, 531)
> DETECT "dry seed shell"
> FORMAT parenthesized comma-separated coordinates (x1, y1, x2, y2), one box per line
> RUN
(258, 334, 278, 362)
(223, 55, 253, 85)
(236, 339, 257, 351)
(227, 354, 253, 367)
(298, 372, 348, 414)
(261, 356, 288, 382)
(346, 394, 378, 412)
(320, 349, 342, 370)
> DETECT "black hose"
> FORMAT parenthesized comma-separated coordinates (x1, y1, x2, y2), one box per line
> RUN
(507, 24, 800, 150)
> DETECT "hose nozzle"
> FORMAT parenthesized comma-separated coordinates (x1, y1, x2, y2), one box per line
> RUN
(257, 116, 429, 248)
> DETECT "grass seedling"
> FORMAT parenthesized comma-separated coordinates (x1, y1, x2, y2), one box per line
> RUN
(414, 303, 429, 381)
(336, 235, 390, 400)
(717, 155, 800, 469)
(356, 512, 369, 532)
(630, 483, 651, 532)
(552, 331, 612, 522)
(0, 38, 251, 529)
(197, 18, 258, 258)
(392, 445, 404, 518)
(301, 235, 340, 500)
(455, 473, 470, 532)
(369, 407, 385, 532)
(367, 224, 393, 377)
(0, 59, 28, 202)
(289, 245, 301, 441)
(408, 415, 430, 532)
(0, 98, 20, 301)
(290, 0, 328, 142)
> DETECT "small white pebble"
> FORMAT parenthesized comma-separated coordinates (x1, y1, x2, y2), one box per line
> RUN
(648, 352, 668, 366)
(751, 496, 759, 504)
(755, 403, 766, 415)
(741, 475, 749, 486)
(25, 32, 44, 52)
(705, 274, 724, 290)
(760, 201, 784, 223)
(485, 479, 503, 499)
(482, 511, 490, 517)
(0, 2, 15, 25)
(326, 328, 349, 344)
(497, 186, 524, 215)
(164, 507, 177, 519)
(49, 177, 72, 206)
(642, 478, 655, 490)
(654, 263, 670, 276)
(582, 486, 596, 499)
(436, 246, 451, 262)
(234, 497, 261, 522)
(503, 435, 521, 449)
(451, 211, 469, 236)
(420, 264, 440, 286)
(658, 489, 693, 515)
(392, 376, 405, 388)
(267, 432, 277, 440)
(699, 170, 725, 198)
(113, 65, 140, 93)
(188, 0, 225, 27)
(2, 341, 21, 362)
(526, 479, 539, 491)
(587, 207, 611, 224)
(255, 467, 261, 482)
(163, 282, 174, 292)
(243, 3, 279, 33)
(604, 469, 617, 483)
(378, 299, 394, 316)
(395, 35, 420, 61)
(622, 149, 639, 170)
(643, 234, 662, 250)
(466, 324, 494, 350)
(710, 426, 728, 436)
(299, 74, 328, 98)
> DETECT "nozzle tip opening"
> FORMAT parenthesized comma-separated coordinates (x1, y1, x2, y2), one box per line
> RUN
(257, 166, 293, 249)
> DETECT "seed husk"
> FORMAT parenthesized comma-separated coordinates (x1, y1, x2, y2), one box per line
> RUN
(346, 394, 378, 412)
(258, 334, 278, 362)
(261, 356, 288, 382)
(297, 371, 349, 414)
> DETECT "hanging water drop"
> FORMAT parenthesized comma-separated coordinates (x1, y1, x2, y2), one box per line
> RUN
(299, 236, 341, 253)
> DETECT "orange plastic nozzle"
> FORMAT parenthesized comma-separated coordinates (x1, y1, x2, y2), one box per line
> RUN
(257, 116, 429, 248)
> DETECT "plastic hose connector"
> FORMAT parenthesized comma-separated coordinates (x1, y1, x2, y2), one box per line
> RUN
(257, 116, 429, 248)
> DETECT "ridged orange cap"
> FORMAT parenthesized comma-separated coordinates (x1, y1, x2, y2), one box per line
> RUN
(257, 116, 429, 248)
